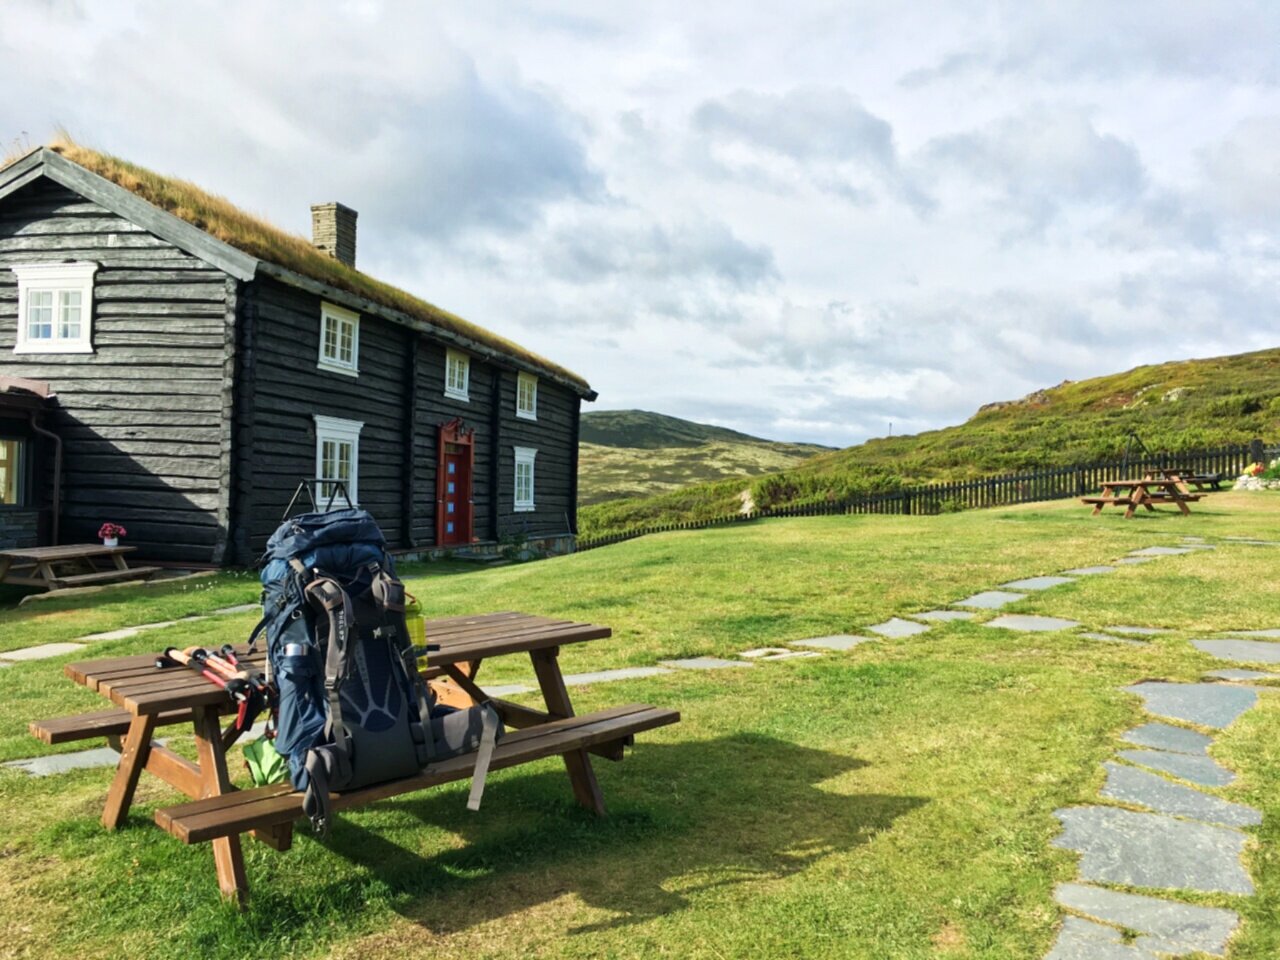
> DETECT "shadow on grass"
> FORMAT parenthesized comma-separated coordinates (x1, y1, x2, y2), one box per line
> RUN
(274, 733, 928, 939)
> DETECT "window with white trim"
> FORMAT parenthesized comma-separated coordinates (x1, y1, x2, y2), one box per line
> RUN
(13, 262, 97, 354)
(314, 415, 363, 507)
(514, 446, 536, 512)
(0, 437, 26, 506)
(516, 372, 538, 420)
(445, 349, 470, 401)
(317, 301, 359, 376)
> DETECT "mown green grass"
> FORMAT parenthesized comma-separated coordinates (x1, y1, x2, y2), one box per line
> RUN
(0, 494, 1278, 958)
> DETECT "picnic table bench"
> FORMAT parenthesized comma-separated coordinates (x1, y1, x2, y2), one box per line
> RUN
(0, 544, 161, 591)
(31, 611, 679, 904)
(1081, 477, 1202, 519)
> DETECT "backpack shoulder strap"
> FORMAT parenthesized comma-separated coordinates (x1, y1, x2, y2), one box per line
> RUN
(304, 576, 356, 786)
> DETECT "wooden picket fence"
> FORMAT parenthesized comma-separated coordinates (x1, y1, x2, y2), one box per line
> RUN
(575, 440, 1268, 552)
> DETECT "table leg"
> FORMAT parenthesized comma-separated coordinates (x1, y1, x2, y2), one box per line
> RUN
(0, 555, 11, 585)
(111, 553, 130, 572)
(530, 647, 606, 816)
(193, 705, 249, 905)
(101, 713, 158, 829)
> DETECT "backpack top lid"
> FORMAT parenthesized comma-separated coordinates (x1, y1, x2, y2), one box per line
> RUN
(262, 508, 387, 566)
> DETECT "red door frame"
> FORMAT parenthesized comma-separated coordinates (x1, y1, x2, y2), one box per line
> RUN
(436, 418, 475, 546)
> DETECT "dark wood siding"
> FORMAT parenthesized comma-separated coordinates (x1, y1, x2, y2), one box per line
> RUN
(0, 180, 233, 562)
(495, 374, 578, 540)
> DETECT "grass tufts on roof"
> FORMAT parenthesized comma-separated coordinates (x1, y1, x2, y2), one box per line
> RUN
(19, 137, 588, 390)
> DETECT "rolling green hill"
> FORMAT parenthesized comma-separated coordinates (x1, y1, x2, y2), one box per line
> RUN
(577, 409, 831, 505)
(579, 348, 1280, 538)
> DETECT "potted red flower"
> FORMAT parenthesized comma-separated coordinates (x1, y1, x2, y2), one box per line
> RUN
(98, 522, 127, 547)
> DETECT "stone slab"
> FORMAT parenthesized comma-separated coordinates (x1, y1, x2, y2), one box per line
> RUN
(78, 616, 208, 642)
(1124, 682, 1258, 729)
(660, 657, 752, 670)
(739, 648, 820, 661)
(1102, 762, 1259, 827)
(1104, 625, 1171, 636)
(1080, 632, 1146, 646)
(1218, 628, 1280, 639)
(740, 647, 794, 658)
(984, 614, 1082, 632)
(1116, 749, 1234, 787)
(213, 603, 260, 615)
(1129, 546, 1196, 556)
(1120, 722, 1212, 756)
(790, 634, 876, 651)
(1223, 537, 1280, 545)
(1178, 543, 1217, 550)
(1180, 536, 1206, 542)
(1192, 638, 1280, 665)
(1055, 882, 1240, 957)
(1115, 556, 1158, 565)
(1045, 916, 1159, 960)
(1052, 806, 1253, 894)
(1206, 669, 1278, 682)
(911, 610, 976, 622)
(1063, 566, 1117, 575)
(954, 590, 1026, 609)
(0, 642, 87, 662)
(485, 684, 535, 697)
(3, 747, 122, 776)
(1000, 576, 1076, 591)
(563, 666, 673, 685)
(865, 617, 931, 638)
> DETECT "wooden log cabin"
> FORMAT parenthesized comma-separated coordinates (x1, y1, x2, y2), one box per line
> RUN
(0, 144, 596, 564)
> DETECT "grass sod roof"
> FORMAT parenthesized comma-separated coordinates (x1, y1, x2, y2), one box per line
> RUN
(11, 139, 591, 393)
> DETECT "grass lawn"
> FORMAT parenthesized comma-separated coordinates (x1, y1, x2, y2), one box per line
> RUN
(0, 492, 1278, 958)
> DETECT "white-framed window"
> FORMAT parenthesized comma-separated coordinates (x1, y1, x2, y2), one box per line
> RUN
(0, 437, 26, 506)
(317, 301, 359, 376)
(313, 414, 363, 507)
(516, 371, 538, 420)
(445, 348, 470, 401)
(514, 446, 536, 512)
(13, 262, 97, 354)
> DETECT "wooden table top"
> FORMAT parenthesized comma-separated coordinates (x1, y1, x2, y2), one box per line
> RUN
(0, 543, 137, 561)
(1102, 478, 1185, 489)
(65, 611, 611, 717)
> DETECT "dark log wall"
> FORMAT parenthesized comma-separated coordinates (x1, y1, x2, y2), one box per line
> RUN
(0, 180, 233, 562)
(495, 373, 579, 540)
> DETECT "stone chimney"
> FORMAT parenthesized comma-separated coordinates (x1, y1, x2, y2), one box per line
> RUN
(310, 202, 358, 267)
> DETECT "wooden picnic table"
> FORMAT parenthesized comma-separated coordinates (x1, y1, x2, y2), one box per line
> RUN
(0, 544, 161, 591)
(38, 611, 678, 903)
(1081, 477, 1201, 519)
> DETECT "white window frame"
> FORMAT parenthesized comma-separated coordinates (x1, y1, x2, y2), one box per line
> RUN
(514, 445, 537, 512)
(516, 371, 538, 420)
(317, 301, 360, 377)
(444, 348, 470, 401)
(13, 262, 97, 354)
(313, 414, 363, 507)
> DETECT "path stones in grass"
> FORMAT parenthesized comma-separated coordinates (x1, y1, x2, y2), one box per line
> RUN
(660, 657, 753, 670)
(1205, 669, 1278, 682)
(790, 635, 877, 651)
(1130, 546, 1196, 556)
(1192, 639, 1280, 664)
(212, 603, 260, 615)
(866, 617, 931, 638)
(5, 746, 125, 777)
(564, 666, 673, 685)
(985, 614, 1082, 632)
(485, 684, 535, 697)
(1105, 626, 1171, 636)
(1120, 722, 1212, 756)
(1045, 916, 1160, 959)
(1124, 682, 1257, 729)
(1218, 628, 1280, 639)
(1000, 576, 1076, 591)
(1116, 556, 1158, 565)
(1052, 806, 1253, 894)
(1055, 883, 1240, 957)
(954, 590, 1026, 610)
(738, 648, 820, 661)
(1117, 749, 1234, 787)
(912, 610, 976, 622)
(1101, 762, 1259, 827)
(1080, 632, 1146, 646)
(1063, 565, 1117, 576)
(0, 642, 86, 662)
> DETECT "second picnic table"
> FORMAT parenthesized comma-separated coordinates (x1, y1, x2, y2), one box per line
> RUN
(1081, 477, 1201, 519)
(0, 544, 161, 591)
(33, 610, 678, 903)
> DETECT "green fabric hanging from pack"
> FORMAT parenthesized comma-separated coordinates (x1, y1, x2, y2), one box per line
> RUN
(244, 735, 288, 786)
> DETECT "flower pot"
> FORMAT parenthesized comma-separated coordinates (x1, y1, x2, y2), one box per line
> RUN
(102, 537, 118, 547)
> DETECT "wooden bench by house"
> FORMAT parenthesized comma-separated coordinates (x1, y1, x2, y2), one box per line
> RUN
(0, 544, 160, 592)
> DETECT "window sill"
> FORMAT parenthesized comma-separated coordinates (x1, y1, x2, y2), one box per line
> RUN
(13, 342, 93, 354)
(516, 411, 537, 421)
(444, 389, 470, 402)
(316, 360, 360, 378)
(514, 504, 536, 512)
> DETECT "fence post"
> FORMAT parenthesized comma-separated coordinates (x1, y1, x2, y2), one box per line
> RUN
(902, 489, 912, 515)
(1250, 438, 1265, 465)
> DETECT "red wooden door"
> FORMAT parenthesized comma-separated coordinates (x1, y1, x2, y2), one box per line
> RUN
(436, 419, 474, 546)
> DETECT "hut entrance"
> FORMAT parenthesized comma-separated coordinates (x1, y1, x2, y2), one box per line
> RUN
(436, 418, 474, 546)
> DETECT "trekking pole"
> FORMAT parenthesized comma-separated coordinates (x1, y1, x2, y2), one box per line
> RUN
(157, 647, 253, 702)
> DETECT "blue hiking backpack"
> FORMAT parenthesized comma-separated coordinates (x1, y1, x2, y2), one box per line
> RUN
(250, 507, 501, 833)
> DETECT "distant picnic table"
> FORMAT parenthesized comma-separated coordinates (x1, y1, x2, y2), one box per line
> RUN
(0, 544, 160, 591)
(30, 611, 678, 904)
(1081, 476, 1201, 519)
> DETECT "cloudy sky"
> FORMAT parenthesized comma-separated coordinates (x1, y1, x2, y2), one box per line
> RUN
(3, 2, 1279, 445)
